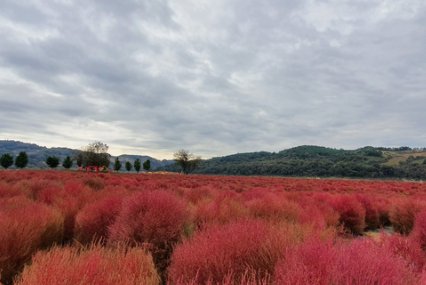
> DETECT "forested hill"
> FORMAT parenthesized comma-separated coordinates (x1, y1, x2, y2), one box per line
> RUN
(157, 146, 426, 179)
(0, 140, 173, 170)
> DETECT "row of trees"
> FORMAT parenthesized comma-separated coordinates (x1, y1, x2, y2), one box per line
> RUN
(43, 142, 152, 173)
(112, 157, 151, 172)
(0, 152, 29, 169)
(1, 142, 202, 175)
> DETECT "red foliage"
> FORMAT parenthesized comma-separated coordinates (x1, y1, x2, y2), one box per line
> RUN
(381, 234, 425, 274)
(329, 194, 366, 234)
(168, 219, 287, 284)
(243, 191, 301, 223)
(2, 170, 426, 283)
(355, 194, 380, 229)
(275, 238, 419, 284)
(0, 201, 64, 284)
(389, 198, 426, 234)
(74, 194, 124, 244)
(194, 193, 249, 228)
(410, 209, 426, 251)
(182, 185, 213, 204)
(108, 190, 189, 275)
(14, 244, 160, 285)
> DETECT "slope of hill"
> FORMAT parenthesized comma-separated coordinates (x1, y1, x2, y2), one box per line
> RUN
(157, 145, 426, 180)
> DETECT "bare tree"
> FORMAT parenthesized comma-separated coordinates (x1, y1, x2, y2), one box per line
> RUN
(173, 150, 201, 174)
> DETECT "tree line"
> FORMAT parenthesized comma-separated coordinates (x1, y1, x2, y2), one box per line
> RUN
(0, 142, 155, 173)
(0, 151, 29, 169)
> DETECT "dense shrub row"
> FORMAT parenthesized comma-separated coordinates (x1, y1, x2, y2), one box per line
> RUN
(1, 170, 426, 284)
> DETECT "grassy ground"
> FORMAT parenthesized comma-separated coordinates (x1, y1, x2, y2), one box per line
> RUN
(382, 151, 426, 166)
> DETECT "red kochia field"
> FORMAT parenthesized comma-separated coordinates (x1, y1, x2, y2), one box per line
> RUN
(2, 170, 426, 284)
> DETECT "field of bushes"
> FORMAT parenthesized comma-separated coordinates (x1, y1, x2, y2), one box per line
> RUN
(2, 170, 426, 284)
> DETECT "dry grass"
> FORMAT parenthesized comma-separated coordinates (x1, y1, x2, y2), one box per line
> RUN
(382, 151, 426, 166)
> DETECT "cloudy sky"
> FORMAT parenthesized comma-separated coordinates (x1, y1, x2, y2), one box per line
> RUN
(1, 0, 425, 159)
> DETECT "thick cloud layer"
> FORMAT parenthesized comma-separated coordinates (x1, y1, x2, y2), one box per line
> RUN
(1, 0, 425, 158)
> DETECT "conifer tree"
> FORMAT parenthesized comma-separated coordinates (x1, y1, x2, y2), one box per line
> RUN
(0, 153, 13, 169)
(134, 158, 141, 173)
(114, 157, 122, 172)
(125, 161, 132, 172)
(15, 151, 28, 169)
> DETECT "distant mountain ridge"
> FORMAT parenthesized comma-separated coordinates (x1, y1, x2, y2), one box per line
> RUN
(0, 140, 173, 170)
(2, 141, 426, 179)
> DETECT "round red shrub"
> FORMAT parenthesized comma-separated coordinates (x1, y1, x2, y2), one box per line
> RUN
(389, 198, 426, 234)
(0, 202, 64, 284)
(275, 238, 418, 285)
(75, 194, 124, 244)
(329, 194, 366, 235)
(168, 219, 286, 284)
(108, 190, 188, 274)
(14, 244, 160, 285)
(410, 209, 426, 251)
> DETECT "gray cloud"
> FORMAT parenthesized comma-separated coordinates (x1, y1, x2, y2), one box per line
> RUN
(1, 0, 425, 159)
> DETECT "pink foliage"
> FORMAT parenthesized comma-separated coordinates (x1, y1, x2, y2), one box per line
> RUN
(244, 192, 301, 222)
(410, 209, 426, 251)
(14, 244, 160, 285)
(389, 198, 426, 234)
(329, 194, 366, 234)
(108, 190, 188, 246)
(0, 201, 64, 284)
(75, 194, 124, 244)
(108, 190, 188, 274)
(275, 238, 419, 284)
(195, 193, 249, 228)
(168, 219, 286, 284)
(355, 194, 380, 229)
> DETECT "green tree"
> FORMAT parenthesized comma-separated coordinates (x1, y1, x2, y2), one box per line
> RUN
(15, 151, 29, 169)
(134, 158, 141, 173)
(173, 150, 201, 174)
(125, 161, 132, 172)
(0, 153, 14, 169)
(114, 157, 122, 172)
(75, 142, 110, 168)
(62, 156, 73, 169)
(143, 159, 151, 172)
(75, 152, 83, 167)
(46, 156, 60, 168)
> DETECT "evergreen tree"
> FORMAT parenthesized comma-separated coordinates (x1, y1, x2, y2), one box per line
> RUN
(46, 156, 60, 168)
(125, 161, 132, 172)
(0, 153, 14, 169)
(114, 157, 122, 172)
(63, 156, 73, 169)
(15, 151, 28, 169)
(134, 158, 141, 173)
(143, 159, 151, 172)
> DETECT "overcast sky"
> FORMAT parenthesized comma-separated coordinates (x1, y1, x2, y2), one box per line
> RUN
(1, 0, 425, 159)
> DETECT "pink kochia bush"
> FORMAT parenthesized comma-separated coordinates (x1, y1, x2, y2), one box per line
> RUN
(411, 209, 426, 251)
(168, 219, 287, 284)
(389, 198, 426, 234)
(328, 194, 366, 235)
(275, 238, 419, 285)
(0, 199, 64, 284)
(108, 190, 189, 273)
(74, 194, 124, 244)
(14, 244, 160, 285)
